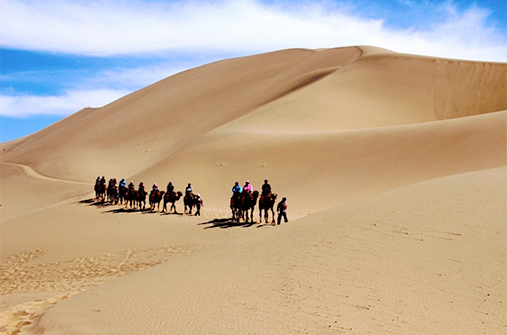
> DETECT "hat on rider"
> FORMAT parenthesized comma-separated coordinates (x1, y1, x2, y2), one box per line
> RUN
(153, 183, 158, 187)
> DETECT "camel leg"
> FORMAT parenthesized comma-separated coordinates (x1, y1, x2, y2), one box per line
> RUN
(270, 207, 276, 223)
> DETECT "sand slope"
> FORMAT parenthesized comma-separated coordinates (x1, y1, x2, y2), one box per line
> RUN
(1, 46, 506, 334)
(32, 167, 507, 334)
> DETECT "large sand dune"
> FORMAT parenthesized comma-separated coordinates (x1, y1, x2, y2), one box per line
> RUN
(1, 46, 505, 334)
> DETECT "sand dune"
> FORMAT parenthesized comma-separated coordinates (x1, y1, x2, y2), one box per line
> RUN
(30, 167, 507, 334)
(1, 46, 505, 334)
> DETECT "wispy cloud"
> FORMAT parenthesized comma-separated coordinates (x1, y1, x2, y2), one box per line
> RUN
(0, 89, 130, 117)
(0, 57, 211, 117)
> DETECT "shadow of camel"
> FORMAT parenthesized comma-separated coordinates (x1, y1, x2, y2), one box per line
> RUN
(199, 218, 274, 229)
(80, 198, 115, 207)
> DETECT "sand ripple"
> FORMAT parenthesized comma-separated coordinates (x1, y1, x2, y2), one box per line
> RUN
(0, 245, 202, 335)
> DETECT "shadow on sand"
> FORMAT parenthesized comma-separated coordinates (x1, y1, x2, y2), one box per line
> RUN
(80, 198, 115, 208)
(199, 218, 275, 229)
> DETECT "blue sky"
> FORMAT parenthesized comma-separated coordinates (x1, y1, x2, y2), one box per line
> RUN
(1, 0, 506, 142)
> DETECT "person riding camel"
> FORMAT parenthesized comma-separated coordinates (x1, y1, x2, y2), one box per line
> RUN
(261, 179, 271, 197)
(186, 183, 193, 197)
(232, 182, 242, 195)
(243, 180, 253, 194)
(167, 181, 174, 194)
(152, 183, 160, 193)
(119, 178, 126, 189)
(128, 181, 135, 192)
(138, 182, 145, 194)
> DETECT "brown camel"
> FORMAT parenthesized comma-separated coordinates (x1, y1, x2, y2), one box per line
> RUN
(149, 190, 165, 211)
(259, 193, 277, 223)
(239, 190, 259, 223)
(137, 189, 148, 210)
(118, 186, 128, 205)
(163, 191, 183, 213)
(230, 193, 242, 221)
(184, 193, 197, 214)
(125, 188, 138, 209)
(95, 183, 106, 201)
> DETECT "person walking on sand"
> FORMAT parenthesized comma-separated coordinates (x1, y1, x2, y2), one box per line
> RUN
(277, 197, 288, 225)
(195, 194, 203, 216)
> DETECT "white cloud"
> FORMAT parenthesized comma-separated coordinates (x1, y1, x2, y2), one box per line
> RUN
(1, 0, 505, 61)
(0, 89, 130, 117)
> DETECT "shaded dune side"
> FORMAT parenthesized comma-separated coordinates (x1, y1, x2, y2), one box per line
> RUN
(0, 47, 362, 181)
(32, 167, 506, 335)
(434, 60, 506, 119)
(132, 111, 506, 217)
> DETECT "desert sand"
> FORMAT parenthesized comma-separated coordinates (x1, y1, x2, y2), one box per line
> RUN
(1, 46, 505, 334)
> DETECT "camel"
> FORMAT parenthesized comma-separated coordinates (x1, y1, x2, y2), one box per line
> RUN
(259, 193, 277, 223)
(125, 188, 138, 209)
(137, 189, 148, 210)
(184, 193, 197, 214)
(163, 191, 183, 213)
(107, 185, 118, 204)
(149, 190, 165, 211)
(95, 183, 106, 201)
(118, 186, 128, 205)
(230, 193, 242, 221)
(239, 190, 259, 223)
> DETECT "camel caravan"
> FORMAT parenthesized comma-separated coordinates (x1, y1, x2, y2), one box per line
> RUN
(94, 177, 279, 223)
(94, 177, 199, 215)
